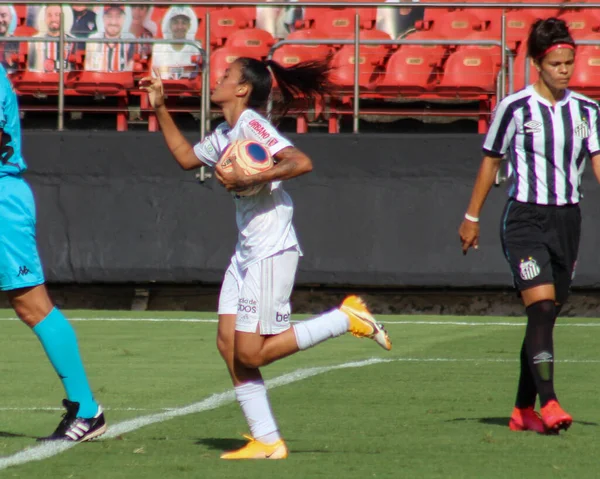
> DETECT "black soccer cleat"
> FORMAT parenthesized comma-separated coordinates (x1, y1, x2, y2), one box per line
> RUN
(38, 399, 107, 442)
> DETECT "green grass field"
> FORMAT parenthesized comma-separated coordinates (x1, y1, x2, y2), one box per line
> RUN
(0, 309, 598, 478)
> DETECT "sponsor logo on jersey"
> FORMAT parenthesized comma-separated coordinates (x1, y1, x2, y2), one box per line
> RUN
(248, 119, 279, 148)
(519, 257, 541, 281)
(276, 312, 290, 323)
(238, 297, 258, 314)
(249, 119, 270, 140)
(524, 120, 542, 134)
(203, 139, 215, 155)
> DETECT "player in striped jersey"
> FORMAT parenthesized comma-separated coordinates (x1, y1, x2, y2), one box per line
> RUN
(141, 58, 391, 459)
(459, 18, 600, 434)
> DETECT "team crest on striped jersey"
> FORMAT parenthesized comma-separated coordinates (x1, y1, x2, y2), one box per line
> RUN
(519, 257, 541, 281)
(524, 120, 542, 134)
(574, 118, 590, 139)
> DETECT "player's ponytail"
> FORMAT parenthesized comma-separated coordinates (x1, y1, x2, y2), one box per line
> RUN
(236, 56, 332, 119)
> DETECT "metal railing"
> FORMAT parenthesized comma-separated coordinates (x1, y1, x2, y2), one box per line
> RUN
(268, 35, 516, 130)
(2, 2, 600, 134)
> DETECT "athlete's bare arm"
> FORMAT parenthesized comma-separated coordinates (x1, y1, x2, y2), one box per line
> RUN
(215, 146, 312, 192)
(592, 153, 600, 184)
(140, 71, 205, 170)
(154, 106, 204, 170)
(458, 155, 503, 255)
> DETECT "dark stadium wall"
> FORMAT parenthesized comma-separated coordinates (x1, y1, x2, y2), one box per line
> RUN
(22, 132, 600, 288)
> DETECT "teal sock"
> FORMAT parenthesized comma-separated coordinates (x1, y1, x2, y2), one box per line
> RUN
(33, 307, 99, 418)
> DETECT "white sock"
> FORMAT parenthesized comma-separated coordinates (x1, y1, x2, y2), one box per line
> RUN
(293, 309, 350, 351)
(235, 380, 281, 444)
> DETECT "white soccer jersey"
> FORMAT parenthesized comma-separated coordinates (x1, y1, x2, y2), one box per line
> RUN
(193, 109, 301, 270)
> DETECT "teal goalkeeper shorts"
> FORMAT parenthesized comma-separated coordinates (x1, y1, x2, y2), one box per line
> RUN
(0, 175, 45, 291)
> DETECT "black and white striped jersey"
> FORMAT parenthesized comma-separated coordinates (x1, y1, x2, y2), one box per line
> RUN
(483, 85, 600, 205)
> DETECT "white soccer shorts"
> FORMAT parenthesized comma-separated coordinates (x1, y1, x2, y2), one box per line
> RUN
(218, 248, 299, 335)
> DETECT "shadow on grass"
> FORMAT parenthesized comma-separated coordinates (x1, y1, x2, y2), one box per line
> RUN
(0, 430, 34, 439)
(195, 437, 247, 451)
(448, 417, 599, 428)
(195, 437, 333, 454)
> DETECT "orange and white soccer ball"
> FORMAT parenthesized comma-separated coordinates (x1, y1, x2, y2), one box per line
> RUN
(218, 140, 275, 196)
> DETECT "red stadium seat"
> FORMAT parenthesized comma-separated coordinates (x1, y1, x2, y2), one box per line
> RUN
(14, 25, 37, 37)
(377, 47, 436, 96)
(420, 9, 482, 38)
(559, 10, 600, 38)
(420, 5, 451, 30)
(514, 8, 561, 21)
(13, 5, 27, 26)
(209, 47, 262, 90)
(151, 6, 168, 37)
(398, 30, 448, 67)
(569, 46, 600, 96)
(352, 29, 392, 65)
(226, 28, 275, 58)
(10, 43, 77, 96)
(72, 72, 135, 96)
(284, 29, 332, 53)
(271, 39, 331, 64)
(272, 45, 324, 67)
(11, 71, 78, 96)
(329, 45, 380, 89)
(456, 32, 503, 67)
(208, 8, 244, 46)
(436, 49, 498, 96)
(512, 49, 537, 92)
(228, 6, 257, 27)
(484, 10, 537, 50)
(302, 7, 377, 37)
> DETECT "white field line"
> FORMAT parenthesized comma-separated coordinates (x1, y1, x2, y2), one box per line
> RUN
(0, 357, 389, 470)
(1, 317, 600, 327)
(3, 354, 600, 471)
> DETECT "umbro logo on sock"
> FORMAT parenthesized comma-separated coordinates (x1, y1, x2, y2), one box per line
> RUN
(533, 351, 553, 364)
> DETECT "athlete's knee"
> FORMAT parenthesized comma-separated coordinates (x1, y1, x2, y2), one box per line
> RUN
(235, 348, 265, 369)
(8, 285, 53, 327)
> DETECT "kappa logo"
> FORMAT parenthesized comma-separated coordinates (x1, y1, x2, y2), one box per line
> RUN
(17, 265, 30, 277)
(533, 351, 553, 364)
(574, 118, 590, 139)
(524, 120, 542, 134)
(519, 257, 540, 281)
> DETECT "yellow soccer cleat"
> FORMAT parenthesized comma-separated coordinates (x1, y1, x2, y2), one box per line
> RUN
(220, 435, 289, 460)
(340, 295, 392, 351)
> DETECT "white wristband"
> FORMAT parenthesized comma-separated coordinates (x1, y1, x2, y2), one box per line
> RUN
(464, 213, 479, 223)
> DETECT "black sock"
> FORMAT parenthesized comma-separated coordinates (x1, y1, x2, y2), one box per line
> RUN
(524, 299, 557, 407)
(515, 339, 537, 408)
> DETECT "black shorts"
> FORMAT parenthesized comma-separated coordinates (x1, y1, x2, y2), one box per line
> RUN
(500, 199, 581, 304)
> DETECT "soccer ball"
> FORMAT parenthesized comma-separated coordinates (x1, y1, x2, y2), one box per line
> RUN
(218, 140, 274, 196)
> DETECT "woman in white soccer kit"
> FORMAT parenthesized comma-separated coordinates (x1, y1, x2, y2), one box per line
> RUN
(141, 57, 391, 459)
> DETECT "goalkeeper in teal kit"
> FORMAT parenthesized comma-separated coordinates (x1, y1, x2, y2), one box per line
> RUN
(0, 65, 106, 441)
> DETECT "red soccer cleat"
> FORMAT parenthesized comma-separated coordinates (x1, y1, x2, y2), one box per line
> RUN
(541, 400, 572, 432)
(509, 407, 546, 434)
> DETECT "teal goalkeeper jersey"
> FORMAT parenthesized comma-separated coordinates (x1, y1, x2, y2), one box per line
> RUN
(0, 64, 25, 177)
